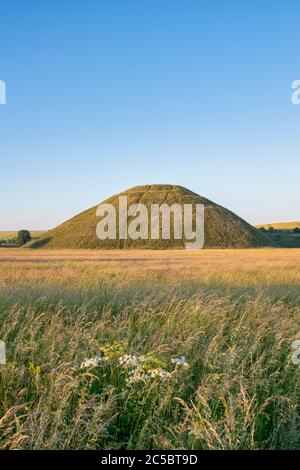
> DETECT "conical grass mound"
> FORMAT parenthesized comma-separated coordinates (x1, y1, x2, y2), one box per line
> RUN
(29, 185, 275, 249)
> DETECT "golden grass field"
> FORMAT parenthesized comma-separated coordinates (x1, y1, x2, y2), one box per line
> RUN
(0, 248, 300, 449)
(0, 232, 17, 241)
(256, 222, 300, 230)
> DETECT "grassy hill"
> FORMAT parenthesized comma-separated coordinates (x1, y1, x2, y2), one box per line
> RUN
(28, 185, 275, 249)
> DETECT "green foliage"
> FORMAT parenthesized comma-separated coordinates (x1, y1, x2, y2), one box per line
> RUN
(16, 230, 31, 246)
(264, 230, 300, 248)
(0, 231, 43, 247)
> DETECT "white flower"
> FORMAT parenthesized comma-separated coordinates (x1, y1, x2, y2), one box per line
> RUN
(80, 354, 105, 369)
(119, 354, 139, 367)
(139, 355, 153, 363)
(171, 356, 189, 368)
(126, 373, 144, 385)
(150, 368, 172, 379)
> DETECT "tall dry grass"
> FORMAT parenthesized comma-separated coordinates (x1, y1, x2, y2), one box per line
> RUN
(0, 249, 300, 449)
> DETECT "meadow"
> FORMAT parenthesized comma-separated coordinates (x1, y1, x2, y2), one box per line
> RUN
(0, 232, 44, 246)
(0, 232, 16, 241)
(0, 248, 300, 450)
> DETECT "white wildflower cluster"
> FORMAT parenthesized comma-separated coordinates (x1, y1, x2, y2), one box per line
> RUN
(150, 368, 172, 379)
(119, 354, 158, 385)
(118, 354, 188, 386)
(80, 354, 107, 369)
(119, 354, 140, 368)
(79, 348, 190, 388)
(171, 356, 189, 368)
(125, 366, 172, 386)
(126, 371, 149, 385)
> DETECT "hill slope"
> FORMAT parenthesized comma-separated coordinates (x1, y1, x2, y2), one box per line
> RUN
(29, 185, 275, 249)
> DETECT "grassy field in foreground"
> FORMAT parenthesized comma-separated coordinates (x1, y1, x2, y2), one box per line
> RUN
(0, 248, 300, 450)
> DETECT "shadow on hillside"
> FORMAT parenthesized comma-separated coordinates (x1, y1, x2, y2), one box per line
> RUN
(260, 229, 300, 248)
(28, 237, 52, 248)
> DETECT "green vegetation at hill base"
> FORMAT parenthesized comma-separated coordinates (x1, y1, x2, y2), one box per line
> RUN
(0, 231, 43, 246)
(262, 232, 300, 248)
(256, 223, 300, 248)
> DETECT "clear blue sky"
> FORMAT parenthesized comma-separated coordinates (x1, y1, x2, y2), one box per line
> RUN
(0, 0, 299, 230)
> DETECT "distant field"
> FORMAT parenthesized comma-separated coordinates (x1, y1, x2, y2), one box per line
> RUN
(256, 221, 300, 230)
(0, 231, 44, 242)
(255, 222, 300, 248)
(0, 248, 300, 450)
(0, 232, 17, 240)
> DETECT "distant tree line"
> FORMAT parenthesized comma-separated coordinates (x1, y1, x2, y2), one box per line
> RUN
(259, 226, 300, 234)
(16, 230, 31, 246)
(0, 230, 31, 247)
(0, 238, 16, 246)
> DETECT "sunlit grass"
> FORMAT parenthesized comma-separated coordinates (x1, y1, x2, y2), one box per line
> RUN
(0, 249, 300, 449)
